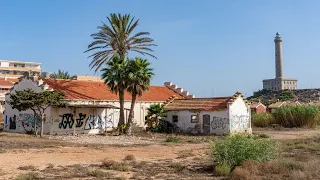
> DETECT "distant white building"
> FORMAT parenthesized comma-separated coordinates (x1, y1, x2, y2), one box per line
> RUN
(164, 92, 252, 135)
(0, 60, 41, 78)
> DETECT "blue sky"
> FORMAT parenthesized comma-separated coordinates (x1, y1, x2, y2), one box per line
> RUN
(0, 0, 319, 97)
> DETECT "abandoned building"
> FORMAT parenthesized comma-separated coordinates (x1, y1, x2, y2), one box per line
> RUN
(164, 92, 252, 135)
(3, 77, 193, 135)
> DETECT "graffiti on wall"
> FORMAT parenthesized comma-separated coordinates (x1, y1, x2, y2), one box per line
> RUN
(58, 111, 119, 130)
(230, 115, 250, 130)
(84, 115, 106, 130)
(8, 113, 40, 132)
(18, 114, 40, 132)
(211, 116, 228, 130)
(76, 113, 86, 127)
(59, 114, 74, 129)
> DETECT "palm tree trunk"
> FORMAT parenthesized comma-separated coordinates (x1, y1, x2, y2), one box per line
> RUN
(126, 92, 137, 135)
(118, 89, 125, 132)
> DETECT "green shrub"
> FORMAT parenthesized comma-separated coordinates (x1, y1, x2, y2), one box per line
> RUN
(273, 105, 320, 128)
(252, 112, 274, 127)
(215, 163, 231, 176)
(278, 91, 295, 101)
(165, 136, 181, 143)
(211, 135, 277, 168)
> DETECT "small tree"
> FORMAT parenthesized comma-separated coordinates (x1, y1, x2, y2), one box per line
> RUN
(50, 70, 71, 79)
(8, 89, 66, 136)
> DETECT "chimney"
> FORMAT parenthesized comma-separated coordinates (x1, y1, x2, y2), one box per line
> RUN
(38, 79, 44, 86)
(170, 84, 177, 89)
(164, 82, 172, 87)
(176, 88, 183, 93)
(182, 91, 189, 96)
(42, 83, 49, 91)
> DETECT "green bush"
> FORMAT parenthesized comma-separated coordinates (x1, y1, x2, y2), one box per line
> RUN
(211, 135, 277, 168)
(252, 112, 274, 127)
(215, 163, 231, 176)
(278, 91, 295, 101)
(273, 105, 320, 128)
(165, 136, 181, 143)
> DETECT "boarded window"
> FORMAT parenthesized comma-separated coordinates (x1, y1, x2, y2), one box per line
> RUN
(191, 115, 199, 123)
(172, 115, 178, 122)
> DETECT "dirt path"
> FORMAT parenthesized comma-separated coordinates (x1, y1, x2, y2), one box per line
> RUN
(254, 129, 320, 139)
(0, 142, 207, 179)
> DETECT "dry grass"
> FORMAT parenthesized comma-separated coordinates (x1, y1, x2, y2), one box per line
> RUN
(229, 135, 320, 180)
(18, 165, 37, 171)
(123, 154, 136, 161)
(101, 159, 131, 172)
(15, 172, 41, 180)
(177, 150, 194, 159)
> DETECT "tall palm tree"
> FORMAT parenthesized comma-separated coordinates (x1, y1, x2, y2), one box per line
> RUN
(85, 13, 156, 72)
(126, 58, 154, 134)
(51, 70, 70, 79)
(101, 56, 128, 128)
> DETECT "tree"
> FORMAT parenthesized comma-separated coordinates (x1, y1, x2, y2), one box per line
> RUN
(51, 70, 70, 79)
(146, 104, 166, 119)
(85, 13, 156, 72)
(7, 89, 66, 136)
(126, 58, 154, 134)
(101, 56, 128, 130)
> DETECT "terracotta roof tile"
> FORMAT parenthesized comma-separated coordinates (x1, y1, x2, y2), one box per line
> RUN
(0, 79, 15, 87)
(164, 97, 232, 111)
(42, 79, 184, 101)
(250, 102, 266, 109)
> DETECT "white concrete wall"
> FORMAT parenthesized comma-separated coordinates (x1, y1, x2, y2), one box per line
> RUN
(4, 78, 46, 133)
(166, 110, 229, 135)
(0, 62, 9, 67)
(47, 107, 121, 135)
(228, 96, 252, 134)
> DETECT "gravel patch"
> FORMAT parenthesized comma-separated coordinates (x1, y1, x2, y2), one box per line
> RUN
(48, 135, 155, 146)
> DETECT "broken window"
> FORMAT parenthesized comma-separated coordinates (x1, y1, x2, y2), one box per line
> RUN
(191, 115, 199, 123)
(172, 115, 178, 123)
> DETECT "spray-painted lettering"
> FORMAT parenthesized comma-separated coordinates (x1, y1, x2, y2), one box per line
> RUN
(211, 116, 227, 130)
(59, 114, 74, 129)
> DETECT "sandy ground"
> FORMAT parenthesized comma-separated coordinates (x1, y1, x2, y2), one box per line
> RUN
(0, 134, 208, 179)
(1, 129, 320, 179)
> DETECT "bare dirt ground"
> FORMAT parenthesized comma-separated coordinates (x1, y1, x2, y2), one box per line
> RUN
(0, 129, 320, 180)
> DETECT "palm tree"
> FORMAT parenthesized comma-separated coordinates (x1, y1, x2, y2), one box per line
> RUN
(101, 56, 128, 129)
(85, 13, 156, 72)
(126, 58, 154, 134)
(146, 104, 166, 119)
(51, 70, 70, 79)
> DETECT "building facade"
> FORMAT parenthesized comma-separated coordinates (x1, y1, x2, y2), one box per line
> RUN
(3, 78, 193, 135)
(262, 33, 298, 91)
(0, 60, 41, 78)
(164, 92, 252, 135)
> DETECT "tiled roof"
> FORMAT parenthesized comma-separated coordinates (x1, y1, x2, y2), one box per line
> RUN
(0, 78, 17, 87)
(164, 97, 232, 111)
(42, 79, 184, 101)
(268, 102, 285, 108)
(268, 101, 300, 108)
(250, 102, 266, 109)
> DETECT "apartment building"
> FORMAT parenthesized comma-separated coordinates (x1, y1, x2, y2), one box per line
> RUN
(0, 60, 41, 78)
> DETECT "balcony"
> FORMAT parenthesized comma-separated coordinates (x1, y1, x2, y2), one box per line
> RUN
(0, 66, 41, 72)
